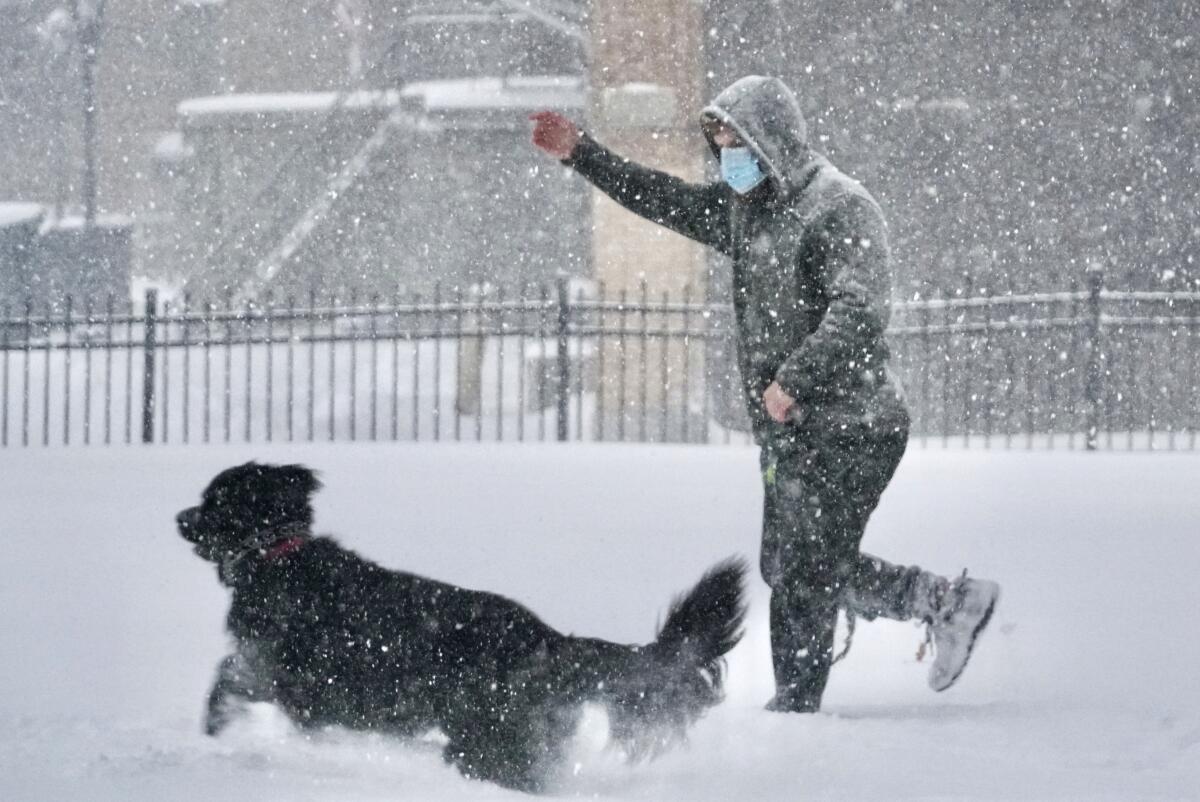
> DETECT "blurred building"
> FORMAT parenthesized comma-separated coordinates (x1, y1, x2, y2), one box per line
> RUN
(0, 1, 593, 297)
(174, 78, 588, 300)
(1, 0, 1197, 298)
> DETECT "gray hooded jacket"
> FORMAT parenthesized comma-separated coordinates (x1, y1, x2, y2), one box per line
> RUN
(566, 75, 907, 443)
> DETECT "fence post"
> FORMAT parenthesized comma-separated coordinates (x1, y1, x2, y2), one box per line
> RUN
(1084, 269, 1104, 451)
(141, 288, 158, 444)
(555, 274, 570, 442)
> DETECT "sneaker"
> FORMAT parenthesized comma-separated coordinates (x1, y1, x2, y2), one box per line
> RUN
(927, 572, 1000, 692)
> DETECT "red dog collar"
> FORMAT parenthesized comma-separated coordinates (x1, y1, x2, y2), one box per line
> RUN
(263, 536, 307, 561)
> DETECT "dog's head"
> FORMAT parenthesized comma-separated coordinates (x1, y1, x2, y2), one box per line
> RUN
(176, 462, 321, 563)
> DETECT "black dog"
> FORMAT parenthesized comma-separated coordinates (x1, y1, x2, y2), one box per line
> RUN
(175, 462, 747, 792)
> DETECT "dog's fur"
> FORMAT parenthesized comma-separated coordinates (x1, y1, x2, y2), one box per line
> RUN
(176, 462, 747, 792)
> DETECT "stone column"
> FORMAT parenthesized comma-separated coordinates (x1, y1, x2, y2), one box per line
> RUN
(587, 0, 708, 295)
(586, 0, 709, 440)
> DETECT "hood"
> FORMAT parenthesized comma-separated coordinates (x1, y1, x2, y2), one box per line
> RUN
(701, 75, 813, 195)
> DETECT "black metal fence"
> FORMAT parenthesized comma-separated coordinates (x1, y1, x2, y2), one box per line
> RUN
(2, 274, 1198, 450)
(889, 274, 1200, 450)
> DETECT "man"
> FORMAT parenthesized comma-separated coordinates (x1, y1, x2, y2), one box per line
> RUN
(530, 75, 999, 712)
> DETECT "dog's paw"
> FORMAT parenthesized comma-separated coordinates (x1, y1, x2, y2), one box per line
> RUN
(204, 703, 236, 736)
(203, 713, 226, 737)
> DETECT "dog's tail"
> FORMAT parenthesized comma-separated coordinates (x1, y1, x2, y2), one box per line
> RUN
(597, 557, 748, 760)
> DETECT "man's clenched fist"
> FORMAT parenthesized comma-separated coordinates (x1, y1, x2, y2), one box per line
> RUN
(530, 110, 582, 160)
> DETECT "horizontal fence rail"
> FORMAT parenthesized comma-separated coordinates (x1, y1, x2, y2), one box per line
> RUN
(1, 273, 1198, 450)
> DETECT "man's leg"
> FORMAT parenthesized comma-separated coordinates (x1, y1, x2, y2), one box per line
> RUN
(760, 424, 912, 712)
(830, 435, 1001, 693)
(766, 576, 837, 712)
(760, 439, 869, 712)
(820, 424, 933, 624)
(842, 552, 945, 623)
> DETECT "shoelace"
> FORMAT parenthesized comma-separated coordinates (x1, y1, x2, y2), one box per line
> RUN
(831, 612, 857, 665)
(916, 568, 970, 662)
(916, 625, 933, 662)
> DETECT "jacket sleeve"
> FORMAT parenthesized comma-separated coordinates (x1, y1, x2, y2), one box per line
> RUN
(565, 135, 733, 255)
(774, 194, 892, 402)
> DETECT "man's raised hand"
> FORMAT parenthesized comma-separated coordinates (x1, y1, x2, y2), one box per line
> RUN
(530, 110, 582, 160)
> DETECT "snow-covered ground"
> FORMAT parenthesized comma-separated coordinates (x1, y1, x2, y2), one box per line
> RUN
(1, 443, 1198, 801)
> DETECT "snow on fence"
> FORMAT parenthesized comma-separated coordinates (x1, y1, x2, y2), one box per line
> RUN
(1, 273, 1198, 450)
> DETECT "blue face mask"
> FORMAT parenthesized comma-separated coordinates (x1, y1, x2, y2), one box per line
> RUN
(720, 146, 767, 194)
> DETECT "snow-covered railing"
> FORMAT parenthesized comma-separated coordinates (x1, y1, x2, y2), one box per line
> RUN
(890, 289, 1089, 312)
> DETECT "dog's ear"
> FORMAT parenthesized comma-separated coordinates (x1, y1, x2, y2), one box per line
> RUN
(275, 464, 322, 497)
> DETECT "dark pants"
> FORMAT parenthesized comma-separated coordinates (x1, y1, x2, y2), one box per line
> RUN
(760, 421, 923, 711)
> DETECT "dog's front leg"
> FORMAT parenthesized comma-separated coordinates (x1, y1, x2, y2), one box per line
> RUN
(205, 652, 269, 735)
